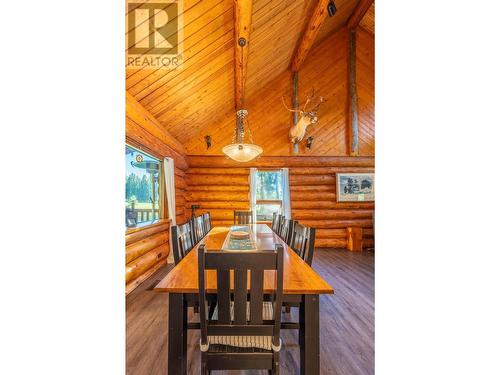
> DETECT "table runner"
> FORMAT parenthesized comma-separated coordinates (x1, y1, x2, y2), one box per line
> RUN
(221, 225, 257, 250)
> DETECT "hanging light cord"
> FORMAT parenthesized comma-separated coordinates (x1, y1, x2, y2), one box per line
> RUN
(234, 109, 248, 144)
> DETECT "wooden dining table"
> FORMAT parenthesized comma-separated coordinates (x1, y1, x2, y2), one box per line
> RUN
(154, 224, 334, 375)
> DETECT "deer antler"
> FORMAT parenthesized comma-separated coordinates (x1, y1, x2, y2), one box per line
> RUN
(302, 88, 315, 112)
(310, 96, 325, 112)
(281, 96, 302, 113)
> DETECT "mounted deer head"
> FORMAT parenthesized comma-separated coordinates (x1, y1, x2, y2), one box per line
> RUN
(283, 89, 325, 144)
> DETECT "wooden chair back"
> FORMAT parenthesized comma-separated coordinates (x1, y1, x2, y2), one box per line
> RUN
(274, 214, 283, 234)
(171, 220, 195, 265)
(202, 212, 211, 236)
(192, 215, 205, 243)
(198, 244, 284, 352)
(278, 217, 295, 245)
(234, 210, 253, 225)
(271, 212, 280, 233)
(290, 223, 316, 265)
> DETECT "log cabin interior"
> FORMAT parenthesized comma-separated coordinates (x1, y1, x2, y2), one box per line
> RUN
(125, 0, 374, 373)
(5, 1, 500, 374)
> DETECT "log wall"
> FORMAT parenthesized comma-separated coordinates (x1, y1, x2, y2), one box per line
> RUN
(185, 156, 374, 249)
(125, 220, 170, 294)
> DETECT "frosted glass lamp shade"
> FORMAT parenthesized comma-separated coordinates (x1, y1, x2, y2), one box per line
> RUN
(222, 143, 263, 162)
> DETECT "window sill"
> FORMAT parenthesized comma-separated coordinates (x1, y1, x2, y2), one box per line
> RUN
(125, 218, 170, 235)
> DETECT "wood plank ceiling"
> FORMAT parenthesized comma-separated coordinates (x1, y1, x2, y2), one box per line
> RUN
(359, 2, 374, 34)
(126, 0, 370, 148)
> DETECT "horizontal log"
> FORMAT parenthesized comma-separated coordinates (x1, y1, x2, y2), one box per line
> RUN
(188, 185, 250, 192)
(290, 192, 336, 201)
(198, 209, 235, 221)
(186, 174, 249, 186)
(292, 209, 373, 220)
(289, 174, 336, 185)
(299, 219, 373, 229)
(175, 207, 184, 216)
(187, 166, 374, 175)
(175, 175, 187, 189)
(186, 201, 250, 210)
(187, 156, 374, 168)
(126, 231, 168, 264)
(187, 168, 249, 175)
(363, 228, 374, 236)
(176, 195, 185, 206)
(125, 243, 169, 283)
(125, 221, 170, 245)
(126, 257, 168, 295)
(289, 167, 374, 175)
(315, 238, 347, 248)
(187, 191, 249, 202)
(174, 168, 185, 178)
(316, 229, 347, 239)
(290, 185, 335, 192)
(291, 201, 374, 209)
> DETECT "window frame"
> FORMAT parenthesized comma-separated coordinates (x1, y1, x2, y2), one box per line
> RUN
(125, 143, 165, 229)
(255, 169, 283, 222)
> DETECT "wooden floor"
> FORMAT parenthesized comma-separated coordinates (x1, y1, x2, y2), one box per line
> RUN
(126, 248, 374, 375)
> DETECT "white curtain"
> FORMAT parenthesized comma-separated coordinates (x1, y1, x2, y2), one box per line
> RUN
(164, 157, 176, 263)
(249, 168, 257, 223)
(281, 168, 292, 219)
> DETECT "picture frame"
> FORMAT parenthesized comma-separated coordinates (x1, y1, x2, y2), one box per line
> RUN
(336, 173, 375, 202)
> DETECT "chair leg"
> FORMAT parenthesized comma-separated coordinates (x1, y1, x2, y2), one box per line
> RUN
(273, 352, 280, 374)
(201, 352, 208, 374)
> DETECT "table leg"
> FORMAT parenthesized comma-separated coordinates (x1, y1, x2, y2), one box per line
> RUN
(299, 294, 320, 375)
(168, 293, 187, 375)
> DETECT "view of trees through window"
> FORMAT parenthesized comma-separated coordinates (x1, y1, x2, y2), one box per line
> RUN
(125, 145, 160, 227)
(255, 170, 283, 221)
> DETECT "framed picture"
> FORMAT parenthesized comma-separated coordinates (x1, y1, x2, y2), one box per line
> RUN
(336, 173, 375, 202)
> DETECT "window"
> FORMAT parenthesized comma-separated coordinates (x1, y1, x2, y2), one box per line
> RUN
(125, 145, 161, 227)
(255, 170, 283, 221)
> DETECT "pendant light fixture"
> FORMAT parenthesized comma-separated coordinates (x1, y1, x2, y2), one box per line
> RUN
(222, 109, 263, 162)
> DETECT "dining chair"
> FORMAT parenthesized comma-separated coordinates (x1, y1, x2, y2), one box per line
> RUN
(234, 210, 253, 225)
(278, 217, 296, 246)
(171, 220, 195, 265)
(290, 223, 316, 266)
(202, 212, 211, 236)
(271, 212, 280, 233)
(274, 214, 283, 235)
(171, 220, 210, 315)
(192, 215, 205, 243)
(283, 223, 316, 314)
(197, 244, 284, 374)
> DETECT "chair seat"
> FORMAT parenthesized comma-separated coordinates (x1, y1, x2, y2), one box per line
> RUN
(209, 301, 275, 351)
(208, 335, 273, 351)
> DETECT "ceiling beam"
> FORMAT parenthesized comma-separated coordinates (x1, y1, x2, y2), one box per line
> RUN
(126, 91, 186, 155)
(234, 0, 254, 109)
(347, 0, 374, 30)
(291, 0, 329, 72)
(348, 30, 359, 156)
